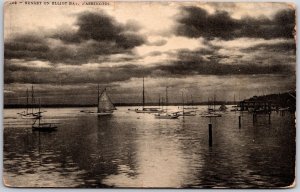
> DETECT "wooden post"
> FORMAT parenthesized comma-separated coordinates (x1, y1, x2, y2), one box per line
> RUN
(253, 113, 256, 124)
(181, 91, 184, 119)
(268, 113, 271, 124)
(239, 116, 241, 128)
(209, 124, 212, 147)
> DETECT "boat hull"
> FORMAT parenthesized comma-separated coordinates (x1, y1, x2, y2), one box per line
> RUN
(179, 114, 196, 116)
(155, 116, 178, 119)
(32, 124, 57, 132)
(135, 110, 162, 114)
(200, 114, 222, 117)
(81, 111, 113, 115)
(154, 113, 179, 119)
(176, 111, 197, 116)
(96, 112, 113, 116)
(21, 114, 41, 119)
(200, 112, 222, 117)
(135, 108, 163, 113)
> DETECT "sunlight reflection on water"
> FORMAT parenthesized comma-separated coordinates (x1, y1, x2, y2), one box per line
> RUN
(3, 106, 295, 188)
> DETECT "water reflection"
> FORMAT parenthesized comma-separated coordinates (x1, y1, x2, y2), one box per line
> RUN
(3, 107, 295, 188)
(103, 115, 190, 187)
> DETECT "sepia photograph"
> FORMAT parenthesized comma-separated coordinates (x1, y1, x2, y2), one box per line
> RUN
(3, 1, 296, 188)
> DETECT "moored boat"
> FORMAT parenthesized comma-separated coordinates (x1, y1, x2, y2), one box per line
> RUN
(219, 104, 228, 111)
(135, 77, 163, 114)
(154, 87, 178, 119)
(96, 86, 115, 116)
(200, 112, 222, 117)
(19, 112, 41, 119)
(184, 95, 198, 110)
(18, 85, 41, 119)
(135, 107, 163, 113)
(155, 112, 179, 119)
(81, 85, 116, 116)
(174, 92, 196, 116)
(32, 122, 58, 132)
(32, 99, 57, 132)
(176, 110, 197, 116)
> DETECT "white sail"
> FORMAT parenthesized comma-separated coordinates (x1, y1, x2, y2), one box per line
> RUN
(98, 89, 115, 113)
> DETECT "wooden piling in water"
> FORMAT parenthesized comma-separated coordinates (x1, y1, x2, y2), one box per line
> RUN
(253, 113, 256, 124)
(268, 113, 271, 124)
(239, 116, 241, 128)
(209, 123, 212, 147)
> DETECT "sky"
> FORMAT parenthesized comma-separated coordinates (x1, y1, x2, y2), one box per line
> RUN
(4, 2, 296, 105)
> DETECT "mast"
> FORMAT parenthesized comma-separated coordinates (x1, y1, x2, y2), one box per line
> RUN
(234, 94, 236, 105)
(97, 84, 100, 113)
(26, 88, 29, 114)
(165, 87, 168, 112)
(182, 91, 184, 117)
(207, 98, 209, 110)
(38, 98, 41, 126)
(208, 97, 211, 111)
(213, 94, 216, 111)
(161, 97, 164, 111)
(142, 77, 145, 109)
(158, 93, 160, 109)
(31, 85, 34, 113)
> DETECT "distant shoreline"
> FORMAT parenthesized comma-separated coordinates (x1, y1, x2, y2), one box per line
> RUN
(4, 91, 295, 109)
(4, 102, 236, 109)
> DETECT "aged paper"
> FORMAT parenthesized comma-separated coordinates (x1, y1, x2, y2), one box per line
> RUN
(3, 1, 296, 188)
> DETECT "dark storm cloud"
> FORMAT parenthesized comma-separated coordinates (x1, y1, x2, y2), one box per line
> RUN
(4, 63, 148, 84)
(4, 60, 51, 73)
(5, 36, 127, 65)
(50, 28, 80, 43)
(241, 40, 296, 53)
(47, 40, 133, 64)
(4, 7, 296, 86)
(176, 6, 295, 39)
(157, 59, 293, 76)
(5, 11, 146, 65)
(54, 11, 145, 48)
(4, 34, 50, 60)
(155, 48, 294, 76)
(147, 51, 164, 56)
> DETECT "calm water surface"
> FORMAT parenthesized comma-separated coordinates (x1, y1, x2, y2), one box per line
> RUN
(3, 106, 295, 188)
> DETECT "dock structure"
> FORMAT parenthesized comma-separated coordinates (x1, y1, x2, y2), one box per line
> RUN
(239, 97, 272, 113)
(239, 92, 296, 113)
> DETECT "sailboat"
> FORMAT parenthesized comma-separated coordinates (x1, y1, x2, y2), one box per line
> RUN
(219, 103, 228, 111)
(96, 87, 116, 116)
(80, 85, 116, 115)
(32, 99, 57, 132)
(175, 92, 196, 116)
(177, 110, 197, 116)
(18, 85, 41, 119)
(231, 94, 239, 111)
(183, 95, 198, 110)
(135, 77, 162, 113)
(155, 87, 179, 119)
(200, 96, 222, 117)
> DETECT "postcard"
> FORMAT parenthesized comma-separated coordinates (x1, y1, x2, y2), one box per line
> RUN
(3, 1, 296, 188)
